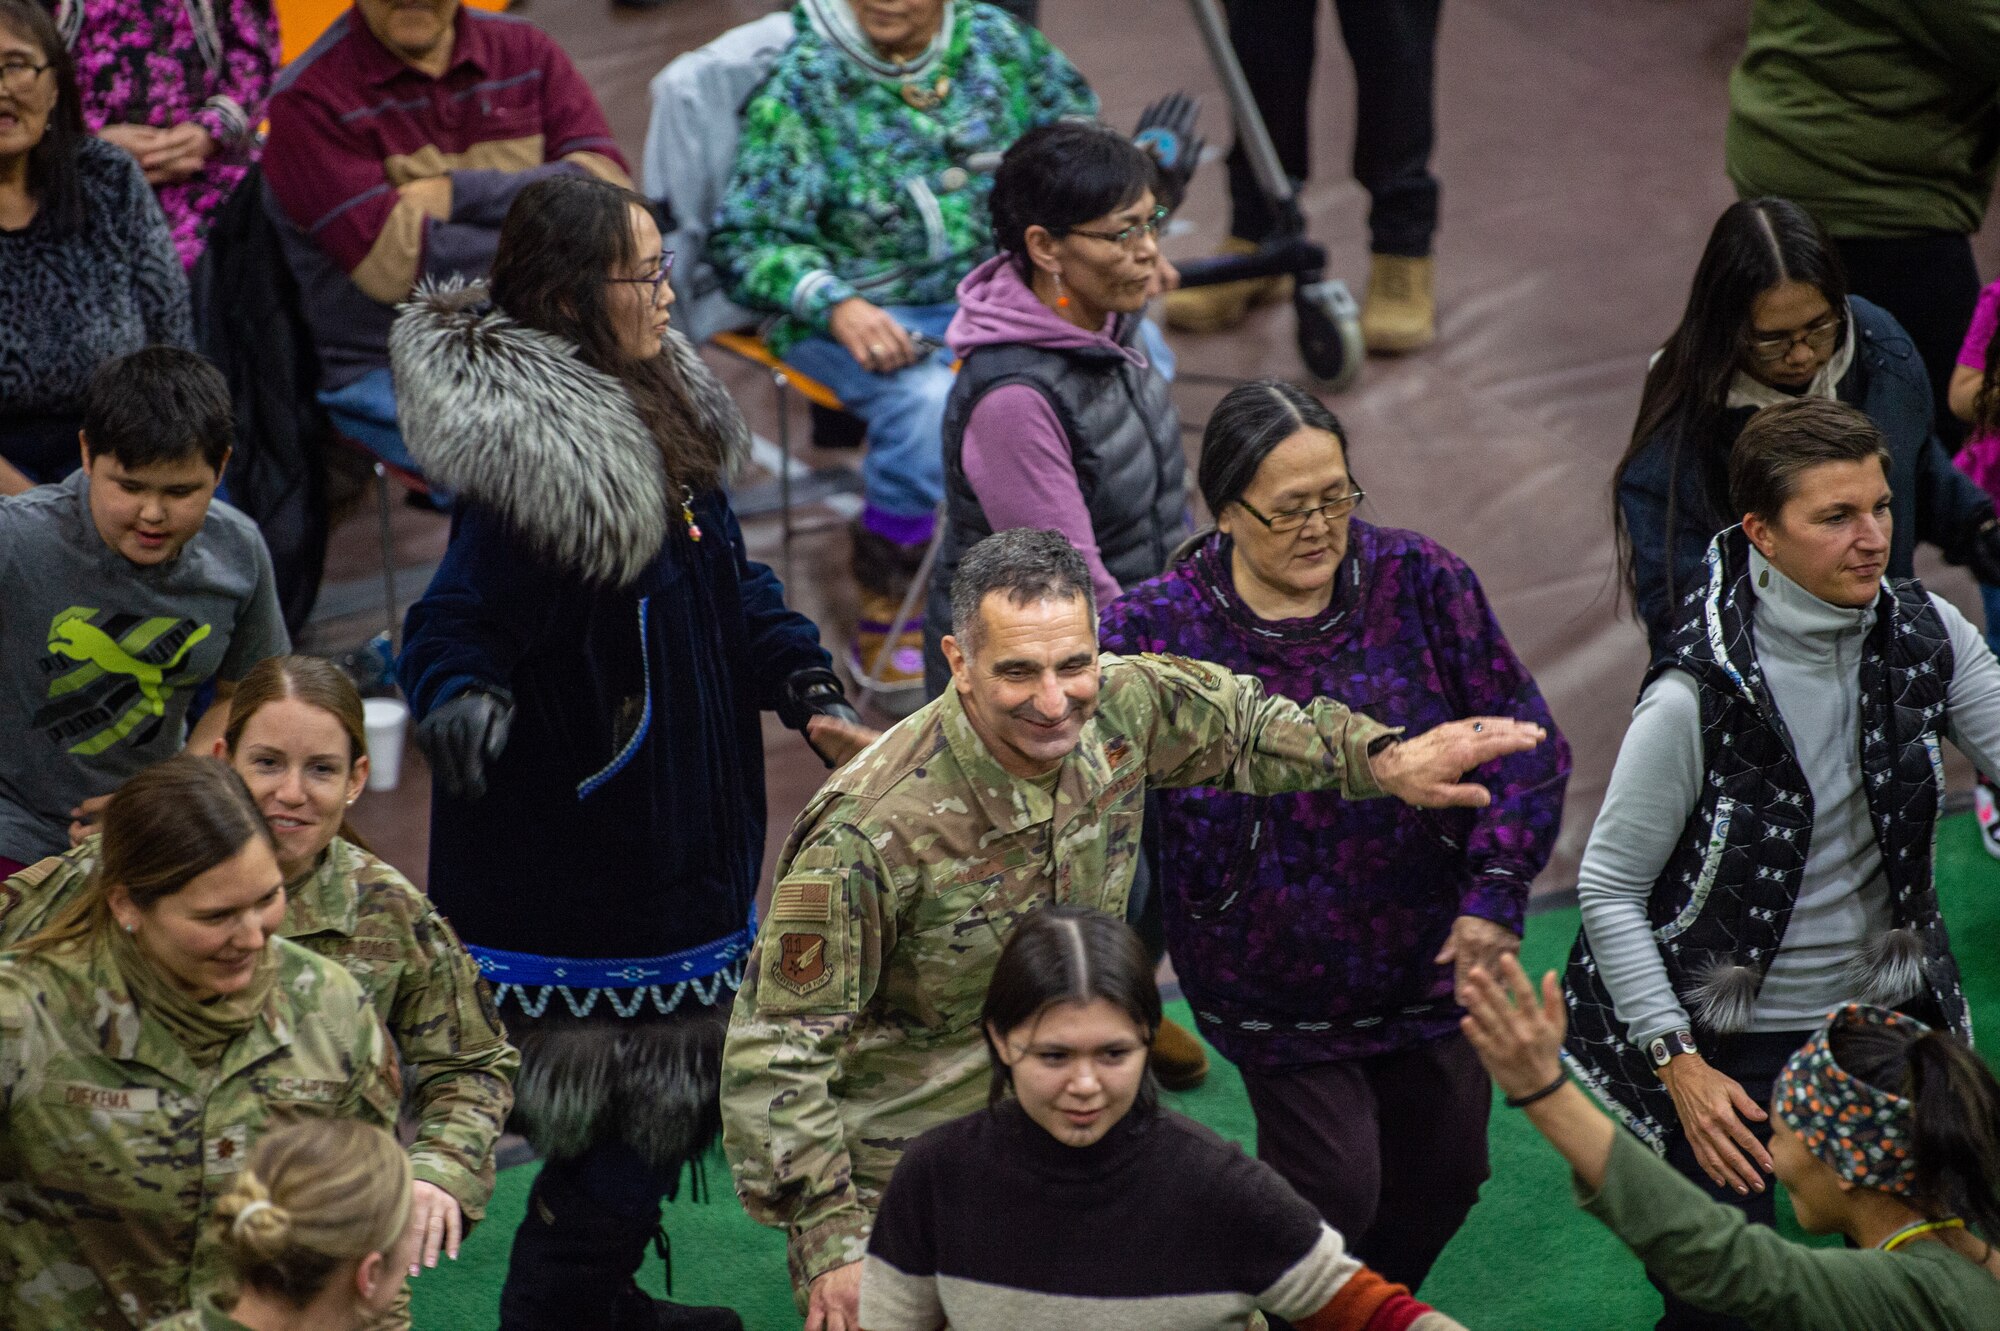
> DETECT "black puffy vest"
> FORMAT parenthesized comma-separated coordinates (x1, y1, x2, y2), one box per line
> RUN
(922, 319, 1186, 693)
(1563, 529, 1970, 1150)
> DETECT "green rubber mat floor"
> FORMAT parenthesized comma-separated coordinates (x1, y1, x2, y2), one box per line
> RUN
(410, 814, 2000, 1330)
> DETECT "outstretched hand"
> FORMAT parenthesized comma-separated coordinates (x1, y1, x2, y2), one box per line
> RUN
(1458, 953, 1567, 1101)
(1133, 91, 1204, 213)
(406, 1181, 464, 1275)
(1368, 717, 1546, 808)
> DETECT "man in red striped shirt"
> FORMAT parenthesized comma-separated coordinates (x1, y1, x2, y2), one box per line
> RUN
(263, 0, 629, 469)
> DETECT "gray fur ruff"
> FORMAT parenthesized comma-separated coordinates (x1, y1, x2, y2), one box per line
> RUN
(1844, 927, 1929, 1008)
(389, 279, 751, 587)
(508, 1006, 727, 1175)
(1687, 961, 1760, 1034)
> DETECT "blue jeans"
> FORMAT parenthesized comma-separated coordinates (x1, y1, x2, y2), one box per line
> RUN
(782, 305, 1177, 521)
(783, 302, 958, 520)
(319, 368, 423, 475)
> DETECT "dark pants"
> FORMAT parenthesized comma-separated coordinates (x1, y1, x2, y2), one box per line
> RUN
(1652, 1030, 1803, 1331)
(1241, 1033, 1490, 1292)
(1833, 231, 1982, 452)
(1224, 0, 1441, 255)
(1, 415, 84, 488)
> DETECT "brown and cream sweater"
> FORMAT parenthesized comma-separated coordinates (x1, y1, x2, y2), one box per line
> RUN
(860, 1100, 1455, 1331)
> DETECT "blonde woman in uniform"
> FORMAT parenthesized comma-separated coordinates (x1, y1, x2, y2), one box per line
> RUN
(145, 1118, 420, 1331)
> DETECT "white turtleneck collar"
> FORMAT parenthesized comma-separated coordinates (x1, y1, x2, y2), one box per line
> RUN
(1746, 544, 1876, 661)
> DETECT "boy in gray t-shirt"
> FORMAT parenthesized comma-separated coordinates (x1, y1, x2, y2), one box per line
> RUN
(0, 349, 289, 868)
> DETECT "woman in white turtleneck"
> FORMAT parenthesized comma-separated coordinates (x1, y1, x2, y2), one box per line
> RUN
(1569, 397, 2000, 1331)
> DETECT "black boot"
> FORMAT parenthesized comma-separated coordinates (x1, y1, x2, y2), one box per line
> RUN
(497, 1169, 742, 1331)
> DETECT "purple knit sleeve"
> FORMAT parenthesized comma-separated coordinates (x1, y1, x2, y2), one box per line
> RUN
(1420, 550, 1570, 932)
(962, 385, 1124, 607)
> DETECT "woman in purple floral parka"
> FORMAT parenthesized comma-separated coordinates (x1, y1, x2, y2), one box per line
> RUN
(52, 0, 280, 267)
(1099, 379, 1571, 1292)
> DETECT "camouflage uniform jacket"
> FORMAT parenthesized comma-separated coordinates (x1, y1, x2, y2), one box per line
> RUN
(144, 1296, 252, 1331)
(0, 838, 517, 1219)
(720, 652, 1396, 1292)
(0, 934, 400, 1331)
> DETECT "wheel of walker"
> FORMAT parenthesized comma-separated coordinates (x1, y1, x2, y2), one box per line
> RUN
(1293, 278, 1365, 393)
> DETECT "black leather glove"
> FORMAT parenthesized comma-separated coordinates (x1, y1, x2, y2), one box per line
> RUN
(779, 667, 863, 768)
(1133, 91, 1205, 214)
(1967, 519, 2000, 588)
(415, 688, 514, 801)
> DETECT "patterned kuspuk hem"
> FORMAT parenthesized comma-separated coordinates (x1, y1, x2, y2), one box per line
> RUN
(492, 962, 746, 1020)
(472, 915, 755, 1020)
(1194, 1001, 1446, 1035)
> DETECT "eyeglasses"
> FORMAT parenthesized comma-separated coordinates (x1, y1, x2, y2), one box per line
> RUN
(1744, 311, 1842, 364)
(1237, 490, 1365, 534)
(605, 251, 676, 300)
(1060, 205, 1169, 251)
(0, 59, 52, 95)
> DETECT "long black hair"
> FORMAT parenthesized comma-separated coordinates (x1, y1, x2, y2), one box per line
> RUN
(990, 120, 1158, 282)
(1174, 378, 1352, 563)
(488, 175, 725, 495)
(1829, 1019, 2000, 1244)
(0, 0, 86, 237)
(1612, 197, 1849, 615)
(980, 906, 1163, 1115)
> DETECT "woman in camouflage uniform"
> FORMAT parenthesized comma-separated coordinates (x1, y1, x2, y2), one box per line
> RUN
(0, 756, 401, 1331)
(145, 1118, 418, 1331)
(0, 655, 518, 1282)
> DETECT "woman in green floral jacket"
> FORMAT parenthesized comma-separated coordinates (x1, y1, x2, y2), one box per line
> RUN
(711, 0, 1094, 690)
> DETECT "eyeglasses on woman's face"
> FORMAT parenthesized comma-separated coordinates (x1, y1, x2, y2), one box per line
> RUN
(1236, 489, 1366, 535)
(0, 57, 51, 96)
(604, 251, 676, 301)
(1060, 205, 1170, 251)
(1744, 311, 1842, 365)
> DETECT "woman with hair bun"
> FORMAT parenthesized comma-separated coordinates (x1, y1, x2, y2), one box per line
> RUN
(147, 1118, 419, 1331)
(0, 755, 400, 1331)
(0, 654, 518, 1277)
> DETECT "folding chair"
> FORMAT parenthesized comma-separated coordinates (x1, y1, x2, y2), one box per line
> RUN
(329, 433, 433, 658)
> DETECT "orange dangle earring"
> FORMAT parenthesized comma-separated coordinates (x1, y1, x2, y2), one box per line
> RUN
(680, 485, 703, 542)
(1052, 270, 1069, 308)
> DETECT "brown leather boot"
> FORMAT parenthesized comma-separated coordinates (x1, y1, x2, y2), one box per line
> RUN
(1150, 1016, 1210, 1091)
(1360, 253, 1436, 353)
(1163, 237, 1294, 335)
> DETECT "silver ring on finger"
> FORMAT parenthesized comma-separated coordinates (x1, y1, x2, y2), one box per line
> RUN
(1472, 721, 1484, 733)
(868, 344, 886, 358)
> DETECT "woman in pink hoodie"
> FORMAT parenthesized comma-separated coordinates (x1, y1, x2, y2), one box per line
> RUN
(923, 120, 1186, 696)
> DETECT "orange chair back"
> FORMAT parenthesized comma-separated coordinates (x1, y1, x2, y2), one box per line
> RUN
(276, 0, 511, 65)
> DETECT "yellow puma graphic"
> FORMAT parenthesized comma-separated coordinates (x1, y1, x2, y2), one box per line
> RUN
(42, 609, 213, 756)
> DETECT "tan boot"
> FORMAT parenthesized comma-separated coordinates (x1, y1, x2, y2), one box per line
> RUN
(1150, 1015, 1210, 1091)
(1360, 253, 1436, 353)
(848, 588, 926, 695)
(1163, 237, 1295, 335)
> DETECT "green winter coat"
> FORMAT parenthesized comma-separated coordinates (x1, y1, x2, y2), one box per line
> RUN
(0, 933, 400, 1331)
(0, 837, 518, 1221)
(1726, 0, 2000, 237)
(710, 0, 1095, 356)
(720, 652, 1397, 1298)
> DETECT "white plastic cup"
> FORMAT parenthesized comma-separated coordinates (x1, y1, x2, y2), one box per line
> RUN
(362, 697, 410, 793)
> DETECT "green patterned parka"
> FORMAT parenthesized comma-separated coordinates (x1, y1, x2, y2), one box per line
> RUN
(709, 0, 1096, 357)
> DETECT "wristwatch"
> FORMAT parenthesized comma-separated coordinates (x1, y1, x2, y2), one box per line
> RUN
(1647, 1028, 1698, 1069)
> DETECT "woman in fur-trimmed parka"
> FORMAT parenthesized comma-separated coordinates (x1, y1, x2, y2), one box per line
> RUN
(392, 177, 869, 1331)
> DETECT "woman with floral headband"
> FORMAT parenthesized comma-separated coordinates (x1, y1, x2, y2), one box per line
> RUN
(1463, 953, 2000, 1330)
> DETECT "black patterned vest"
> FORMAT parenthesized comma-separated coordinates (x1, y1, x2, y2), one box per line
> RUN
(1563, 528, 1970, 1150)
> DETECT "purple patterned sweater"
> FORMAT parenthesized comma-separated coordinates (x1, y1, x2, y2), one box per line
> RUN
(1099, 524, 1571, 1066)
(56, 0, 281, 267)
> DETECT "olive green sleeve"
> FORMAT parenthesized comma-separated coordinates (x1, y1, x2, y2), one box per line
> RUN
(1103, 653, 1397, 799)
(389, 905, 520, 1222)
(720, 825, 898, 1291)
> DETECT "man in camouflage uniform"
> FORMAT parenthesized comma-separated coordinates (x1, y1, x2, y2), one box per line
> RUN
(721, 529, 1547, 1329)
(0, 932, 401, 1331)
(0, 837, 518, 1260)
